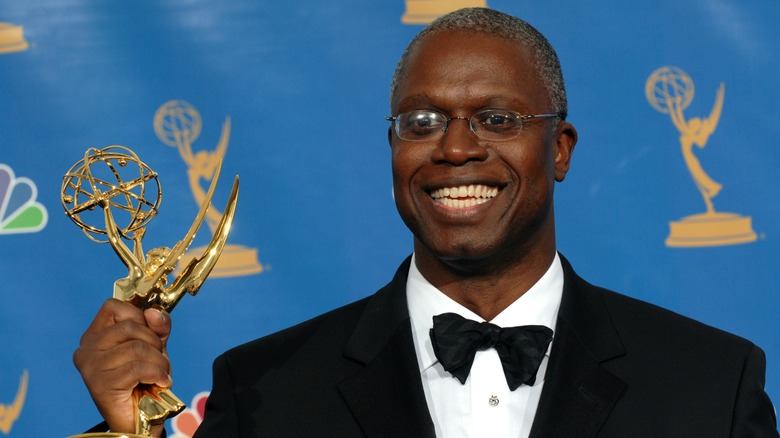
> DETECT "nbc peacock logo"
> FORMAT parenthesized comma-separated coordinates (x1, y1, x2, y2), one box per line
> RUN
(0, 164, 48, 234)
(169, 392, 210, 438)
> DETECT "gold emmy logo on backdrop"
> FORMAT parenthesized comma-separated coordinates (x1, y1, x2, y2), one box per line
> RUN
(401, 0, 487, 24)
(0, 370, 28, 434)
(646, 66, 757, 247)
(62, 145, 239, 437)
(0, 22, 29, 54)
(154, 100, 263, 277)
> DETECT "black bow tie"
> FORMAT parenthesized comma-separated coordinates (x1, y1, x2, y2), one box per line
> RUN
(430, 312, 553, 391)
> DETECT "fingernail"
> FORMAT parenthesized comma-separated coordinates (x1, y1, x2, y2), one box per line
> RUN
(156, 308, 168, 322)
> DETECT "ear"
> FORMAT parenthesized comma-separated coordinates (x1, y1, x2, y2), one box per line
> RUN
(388, 126, 394, 148)
(553, 121, 577, 182)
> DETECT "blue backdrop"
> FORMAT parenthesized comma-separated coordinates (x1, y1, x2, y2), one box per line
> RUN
(1, 1, 777, 436)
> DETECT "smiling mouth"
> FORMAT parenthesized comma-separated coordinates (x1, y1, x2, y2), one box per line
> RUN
(429, 184, 500, 208)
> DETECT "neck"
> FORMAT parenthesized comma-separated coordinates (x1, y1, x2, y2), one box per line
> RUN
(413, 241, 557, 321)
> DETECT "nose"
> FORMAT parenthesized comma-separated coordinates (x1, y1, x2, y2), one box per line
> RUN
(432, 117, 489, 165)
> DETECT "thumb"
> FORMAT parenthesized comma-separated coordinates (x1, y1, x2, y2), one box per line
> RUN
(144, 308, 172, 349)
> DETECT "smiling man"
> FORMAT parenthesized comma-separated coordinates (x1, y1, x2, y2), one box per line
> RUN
(75, 8, 778, 437)
(388, 21, 576, 323)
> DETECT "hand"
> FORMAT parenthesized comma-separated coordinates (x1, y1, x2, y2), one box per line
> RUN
(73, 299, 172, 436)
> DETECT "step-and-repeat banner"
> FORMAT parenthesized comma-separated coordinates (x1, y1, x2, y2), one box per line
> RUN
(1, 1, 778, 435)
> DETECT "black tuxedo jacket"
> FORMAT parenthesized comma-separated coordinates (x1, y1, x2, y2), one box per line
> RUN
(193, 256, 778, 437)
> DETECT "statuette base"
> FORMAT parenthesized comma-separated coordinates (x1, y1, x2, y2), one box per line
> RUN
(666, 212, 757, 247)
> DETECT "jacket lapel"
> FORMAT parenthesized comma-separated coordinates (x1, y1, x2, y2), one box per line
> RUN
(337, 258, 436, 438)
(529, 256, 628, 437)
(337, 255, 627, 437)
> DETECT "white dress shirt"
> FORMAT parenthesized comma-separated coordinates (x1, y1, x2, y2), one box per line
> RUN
(407, 253, 564, 438)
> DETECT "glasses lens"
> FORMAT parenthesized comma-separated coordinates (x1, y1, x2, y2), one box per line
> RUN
(396, 111, 445, 140)
(471, 109, 522, 140)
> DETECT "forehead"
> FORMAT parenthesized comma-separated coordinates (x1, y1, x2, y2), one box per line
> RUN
(392, 30, 549, 113)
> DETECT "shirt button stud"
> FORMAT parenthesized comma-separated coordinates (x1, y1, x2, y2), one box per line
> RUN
(488, 395, 499, 407)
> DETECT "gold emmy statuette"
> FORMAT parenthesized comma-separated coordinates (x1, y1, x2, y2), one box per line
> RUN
(0, 370, 28, 435)
(61, 145, 239, 437)
(0, 22, 29, 54)
(646, 66, 757, 247)
(401, 0, 487, 24)
(154, 100, 262, 277)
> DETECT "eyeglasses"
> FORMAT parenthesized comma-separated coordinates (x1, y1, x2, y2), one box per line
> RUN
(386, 109, 561, 142)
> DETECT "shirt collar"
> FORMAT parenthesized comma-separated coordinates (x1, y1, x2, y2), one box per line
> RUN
(407, 253, 564, 373)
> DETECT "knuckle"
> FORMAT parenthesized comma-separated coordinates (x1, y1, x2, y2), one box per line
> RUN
(72, 347, 86, 368)
(127, 360, 164, 382)
(99, 297, 121, 313)
(128, 339, 151, 358)
(115, 319, 142, 339)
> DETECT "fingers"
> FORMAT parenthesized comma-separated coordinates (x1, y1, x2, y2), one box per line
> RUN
(76, 299, 172, 377)
(73, 298, 174, 434)
(73, 342, 173, 398)
(81, 299, 149, 342)
(80, 300, 169, 347)
(76, 335, 172, 380)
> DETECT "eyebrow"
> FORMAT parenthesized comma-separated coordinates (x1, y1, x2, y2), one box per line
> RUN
(394, 93, 531, 114)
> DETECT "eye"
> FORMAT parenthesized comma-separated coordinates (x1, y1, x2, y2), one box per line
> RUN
(474, 110, 520, 132)
(399, 111, 445, 137)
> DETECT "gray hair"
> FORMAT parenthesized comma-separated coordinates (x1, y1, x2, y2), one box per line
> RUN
(390, 8, 568, 120)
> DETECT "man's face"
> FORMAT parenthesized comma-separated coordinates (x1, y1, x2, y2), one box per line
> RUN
(389, 30, 577, 272)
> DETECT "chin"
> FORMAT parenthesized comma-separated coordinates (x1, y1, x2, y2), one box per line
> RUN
(416, 236, 500, 268)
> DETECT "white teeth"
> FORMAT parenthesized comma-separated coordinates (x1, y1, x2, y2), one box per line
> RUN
(430, 184, 500, 208)
(438, 197, 492, 208)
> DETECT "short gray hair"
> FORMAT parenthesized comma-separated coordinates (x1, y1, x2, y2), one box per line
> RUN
(390, 7, 568, 119)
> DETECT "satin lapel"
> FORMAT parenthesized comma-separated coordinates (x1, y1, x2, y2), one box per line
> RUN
(529, 256, 628, 438)
(337, 258, 436, 438)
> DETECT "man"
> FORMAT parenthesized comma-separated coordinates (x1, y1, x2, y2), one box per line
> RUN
(75, 8, 778, 437)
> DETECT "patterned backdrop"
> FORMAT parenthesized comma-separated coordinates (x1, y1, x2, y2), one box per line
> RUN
(1, 1, 778, 435)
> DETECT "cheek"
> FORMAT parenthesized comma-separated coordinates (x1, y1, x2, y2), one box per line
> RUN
(390, 146, 430, 228)
(507, 145, 548, 178)
(390, 149, 407, 191)
(390, 149, 415, 207)
(508, 146, 556, 207)
(390, 145, 427, 187)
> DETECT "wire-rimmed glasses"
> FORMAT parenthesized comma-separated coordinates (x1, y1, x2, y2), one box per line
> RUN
(386, 109, 561, 142)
